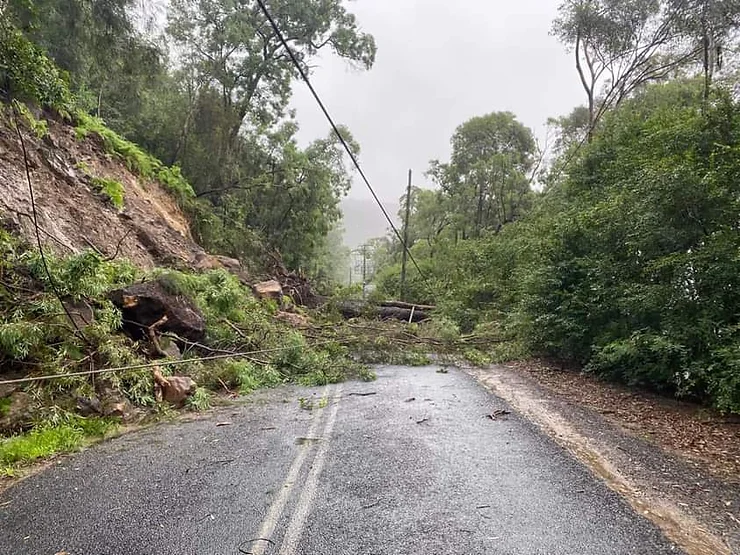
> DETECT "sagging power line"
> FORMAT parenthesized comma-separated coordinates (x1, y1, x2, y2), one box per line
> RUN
(255, 0, 429, 285)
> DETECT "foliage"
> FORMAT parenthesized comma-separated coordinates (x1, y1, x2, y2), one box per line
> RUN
(7, 0, 165, 129)
(0, 415, 115, 475)
(0, 230, 146, 414)
(2, 0, 374, 284)
(428, 112, 537, 239)
(185, 388, 211, 412)
(167, 0, 375, 133)
(0, 17, 72, 109)
(13, 100, 49, 137)
(91, 176, 125, 209)
(74, 112, 196, 203)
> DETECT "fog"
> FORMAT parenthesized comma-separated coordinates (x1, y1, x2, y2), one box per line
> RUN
(290, 0, 584, 205)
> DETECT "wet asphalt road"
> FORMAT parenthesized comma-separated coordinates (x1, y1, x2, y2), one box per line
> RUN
(0, 365, 680, 555)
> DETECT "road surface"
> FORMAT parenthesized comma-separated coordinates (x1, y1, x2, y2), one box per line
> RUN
(0, 365, 680, 554)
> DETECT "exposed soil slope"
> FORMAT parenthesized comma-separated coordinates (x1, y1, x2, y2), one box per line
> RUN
(0, 111, 204, 269)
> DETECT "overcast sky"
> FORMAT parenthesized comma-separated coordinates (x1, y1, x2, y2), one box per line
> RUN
(289, 0, 584, 203)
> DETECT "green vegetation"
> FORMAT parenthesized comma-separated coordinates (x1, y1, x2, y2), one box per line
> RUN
(74, 112, 195, 204)
(0, 416, 115, 476)
(1, 0, 374, 279)
(0, 16, 72, 110)
(373, 86, 740, 412)
(2, 0, 740, 460)
(12, 100, 49, 138)
(91, 176, 125, 209)
(185, 388, 212, 412)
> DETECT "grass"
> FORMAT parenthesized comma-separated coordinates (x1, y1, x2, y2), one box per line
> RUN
(14, 101, 48, 138)
(0, 416, 116, 476)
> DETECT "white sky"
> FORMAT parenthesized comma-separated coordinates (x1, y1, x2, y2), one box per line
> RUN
(289, 0, 584, 202)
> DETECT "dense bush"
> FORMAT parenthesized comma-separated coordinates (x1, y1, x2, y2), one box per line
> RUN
(0, 17, 72, 109)
(373, 82, 740, 413)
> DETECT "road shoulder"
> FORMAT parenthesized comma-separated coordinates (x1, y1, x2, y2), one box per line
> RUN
(465, 362, 740, 555)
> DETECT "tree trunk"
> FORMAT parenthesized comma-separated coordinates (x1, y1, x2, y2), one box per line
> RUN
(337, 301, 432, 323)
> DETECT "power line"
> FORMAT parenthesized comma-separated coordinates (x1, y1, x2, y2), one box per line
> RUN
(11, 100, 88, 343)
(255, 0, 429, 284)
(0, 338, 358, 387)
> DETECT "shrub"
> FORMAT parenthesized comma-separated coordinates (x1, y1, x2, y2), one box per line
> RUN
(0, 19, 72, 109)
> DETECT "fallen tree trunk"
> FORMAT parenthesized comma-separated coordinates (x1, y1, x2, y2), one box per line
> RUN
(337, 301, 431, 323)
(379, 300, 436, 311)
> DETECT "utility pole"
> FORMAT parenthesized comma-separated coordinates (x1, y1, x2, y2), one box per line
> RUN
(362, 243, 368, 300)
(400, 169, 412, 302)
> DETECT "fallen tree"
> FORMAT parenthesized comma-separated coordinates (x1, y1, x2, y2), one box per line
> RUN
(336, 300, 433, 323)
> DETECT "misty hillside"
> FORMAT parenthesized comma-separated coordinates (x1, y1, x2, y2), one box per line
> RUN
(340, 197, 399, 248)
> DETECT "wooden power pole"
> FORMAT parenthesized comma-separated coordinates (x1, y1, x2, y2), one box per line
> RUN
(361, 244, 368, 299)
(400, 169, 412, 301)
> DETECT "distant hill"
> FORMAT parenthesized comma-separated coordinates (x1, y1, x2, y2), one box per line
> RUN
(340, 197, 400, 248)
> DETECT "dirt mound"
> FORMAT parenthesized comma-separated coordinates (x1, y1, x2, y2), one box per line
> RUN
(0, 111, 204, 269)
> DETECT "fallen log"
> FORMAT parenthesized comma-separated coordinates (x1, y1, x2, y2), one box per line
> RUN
(379, 300, 436, 311)
(337, 301, 431, 323)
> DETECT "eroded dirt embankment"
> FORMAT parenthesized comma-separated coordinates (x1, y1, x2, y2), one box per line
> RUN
(0, 111, 203, 269)
(465, 362, 740, 555)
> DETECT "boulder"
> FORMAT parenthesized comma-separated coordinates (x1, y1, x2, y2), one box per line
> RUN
(161, 338, 182, 359)
(0, 392, 34, 434)
(276, 311, 311, 328)
(162, 376, 197, 405)
(152, 367, 197, 406)
(102, 400, 129, 419)
(108, 278, 206, 342)
(63, 300, 95, 329)
(191, 253, 249, 283)
(86, 380, 133, 421)
(192, 252, 239, 271)
(76, 396, 102, 417)
(214, 255, 242, 271)
(254, 280, 283, 301)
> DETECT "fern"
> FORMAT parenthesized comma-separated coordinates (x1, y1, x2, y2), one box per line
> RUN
(91, 176, 125, 209)
(73, 111, 195, 203)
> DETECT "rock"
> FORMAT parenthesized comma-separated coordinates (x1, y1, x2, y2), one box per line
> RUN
(102, 401, 129, 419)
(63, 300, 95, 329)
(192, 252, 242, 271)
(254, 280, 283, 301)
(191, 252, 250, 284)
(214, 255, 242, 271)
(108, 278, 206, 342)
(93, 380, 133, 421)
(276, 311, 311, 328)
(192, 252, 225, 271)
(152, 367, 197, 406)
(76, 396, 102, 417)
(162, 376, 197, 405)
(0, 392, 34, 433)
(0, 383, 18, 399)
(0, 214, 22, 235)
(161, 338, 182, 359)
